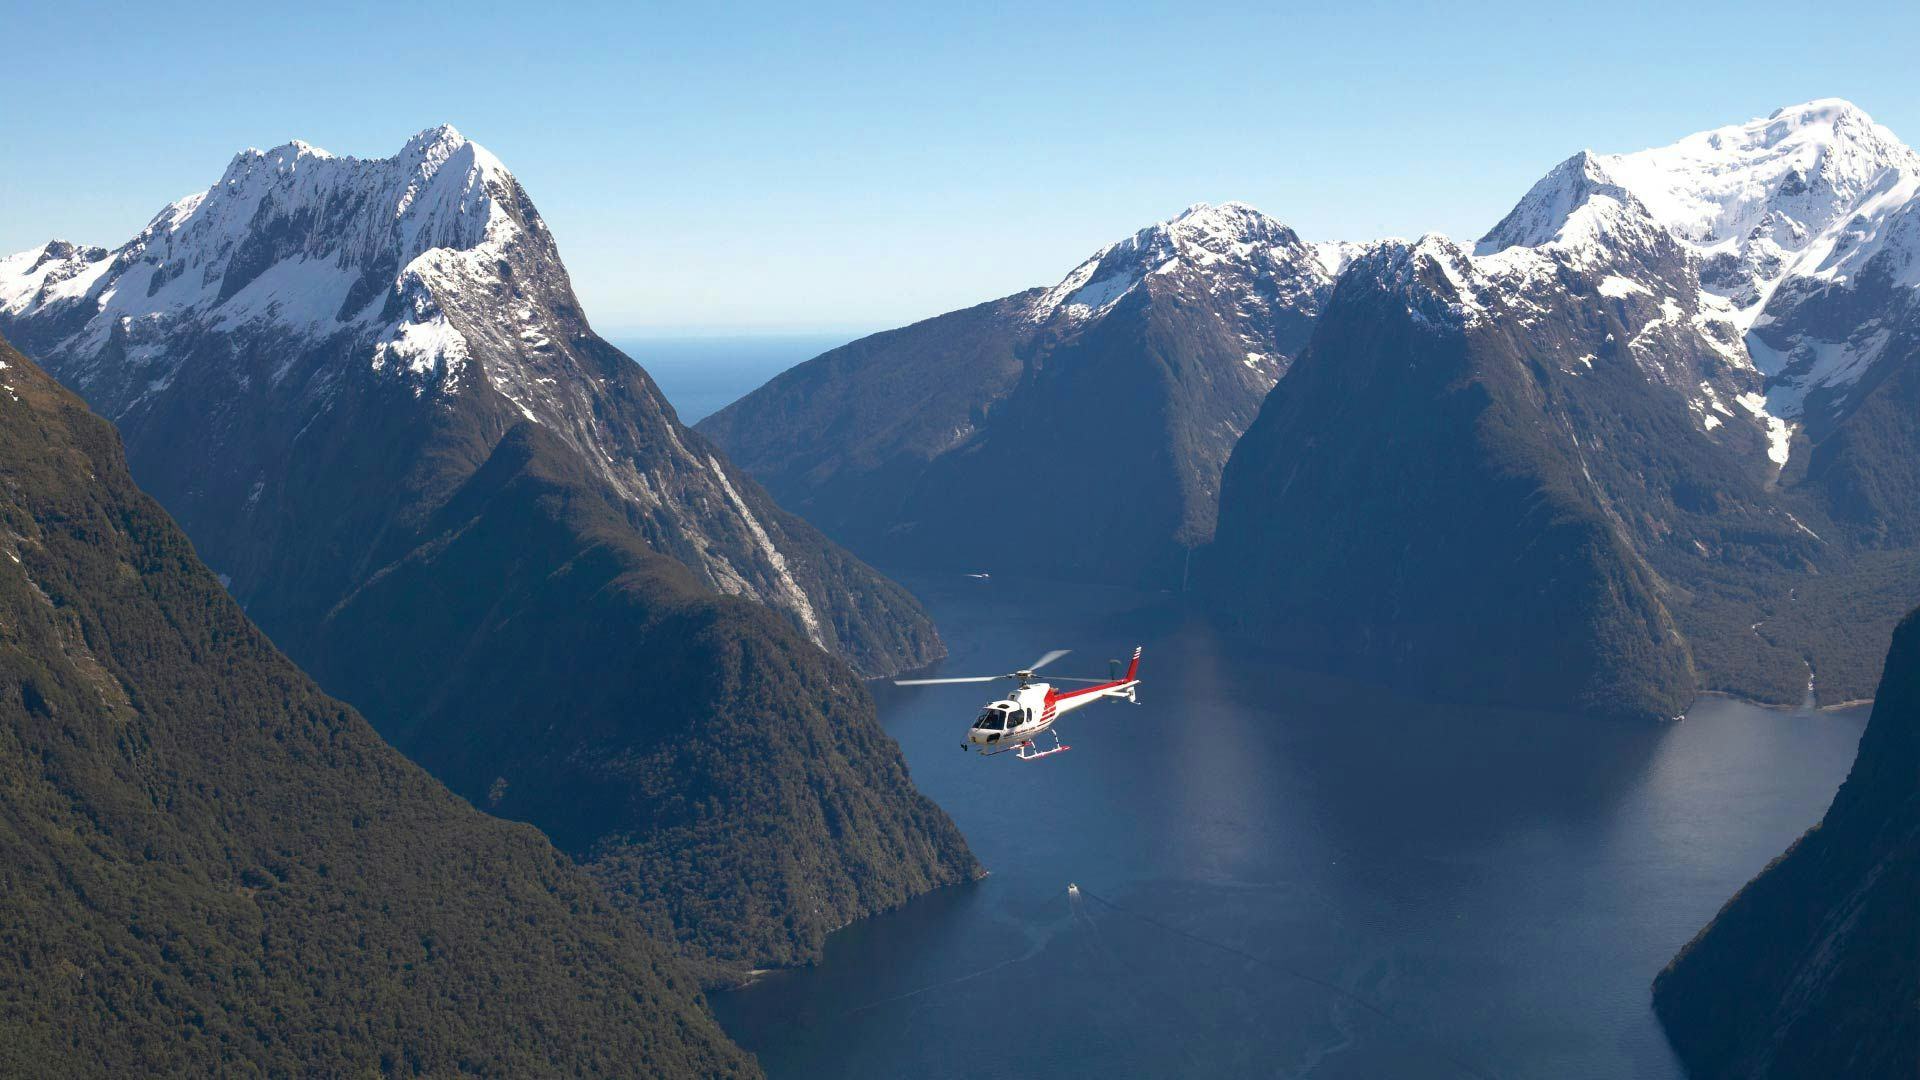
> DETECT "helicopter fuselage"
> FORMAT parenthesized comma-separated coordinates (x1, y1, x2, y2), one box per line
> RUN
(965, 674, 1137, 753)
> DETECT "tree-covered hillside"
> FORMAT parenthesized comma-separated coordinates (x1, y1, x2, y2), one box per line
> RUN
(303, 418, 980, 975)
(0, 335, 755, 1077)
(1654, 606, 1920, 1077)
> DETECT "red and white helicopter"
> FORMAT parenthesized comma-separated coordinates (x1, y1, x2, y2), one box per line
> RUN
(894, 647, 1142, 761)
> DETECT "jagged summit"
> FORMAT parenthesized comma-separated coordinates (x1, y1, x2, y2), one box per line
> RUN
(1482, 98, 1920, 325)
(1031, 200, 1330, 324)
(1198, 109, 1920, 727)
(0, 126, 942, 678)
(1167, 200, 1286, 240)
(222, 138, 337, 173)
(1476, 151, 1642, 256)
(0, 130, 967, 972)
(1343, 233, 1492, 328)
(701, 198, 1341, 588)
(224, 124, 470, 174)
(1604, 98, 1918, 314)
(1459, 98, 1920, 441)
(403, 122, 468, 153)
(3, 125, 535, 397)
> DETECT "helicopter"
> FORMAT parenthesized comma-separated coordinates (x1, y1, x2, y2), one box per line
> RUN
(893, 647, 1142, 761)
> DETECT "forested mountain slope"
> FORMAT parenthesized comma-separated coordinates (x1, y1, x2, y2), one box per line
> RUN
(0, 129, 976, 972)
(1654, 607, 1920, 1077)
(0, 335, 755, 1077)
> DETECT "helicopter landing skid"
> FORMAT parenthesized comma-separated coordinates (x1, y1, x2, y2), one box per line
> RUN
(1013, 733, 1070, 762)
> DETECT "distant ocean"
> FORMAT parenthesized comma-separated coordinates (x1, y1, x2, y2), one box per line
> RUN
(609, 334, 856, 424)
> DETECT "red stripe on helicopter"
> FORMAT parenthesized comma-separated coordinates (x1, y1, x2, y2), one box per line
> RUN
(1045, 680, 1128, 705)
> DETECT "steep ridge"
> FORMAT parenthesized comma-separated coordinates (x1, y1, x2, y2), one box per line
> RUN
(1201, 236, 1709, 720)
(0, 129, 975, 970)
(699, 202, 1339, 587)
(0, 126, 937, 677)
(0, 335, 754, 1077)
(1482, 100, 1920, 548)
(1653, 608, 1920, 1077)
(302, 416, 977, 974)
(1204, 100, 1920, 717)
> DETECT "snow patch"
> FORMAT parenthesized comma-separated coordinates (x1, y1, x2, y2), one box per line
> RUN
(705, 455, 825, 649)
(1736, 391, 1794, 467)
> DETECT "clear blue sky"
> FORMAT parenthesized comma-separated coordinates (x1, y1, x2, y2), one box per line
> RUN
(6, 1, 1917, 335)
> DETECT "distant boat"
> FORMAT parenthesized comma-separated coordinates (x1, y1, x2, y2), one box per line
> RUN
(965, 572, 991, 580)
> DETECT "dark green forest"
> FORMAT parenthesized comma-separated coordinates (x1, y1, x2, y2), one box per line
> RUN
(301, 419, 980, 976)
(0, 337, 755, 1076)
(1654, 604, 1920, 1076)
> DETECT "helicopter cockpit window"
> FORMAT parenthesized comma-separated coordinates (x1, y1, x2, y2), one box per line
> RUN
(975, 710, 1003, 730)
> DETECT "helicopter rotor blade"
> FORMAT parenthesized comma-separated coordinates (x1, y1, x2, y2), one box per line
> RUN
(1042, 675, 1110, 684)
(1027, 649, 1071, 672)
(892, 674, 1007, 686)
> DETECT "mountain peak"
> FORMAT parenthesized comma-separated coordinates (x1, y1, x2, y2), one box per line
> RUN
(0, 124, 546, 397)
(1597, 97, 1919, 328)
(404, 122, 468, 154)
(218, 138, 335, 186)
(1764, 97, 1874, 133)
(1162, 200, 1298, 247)
(1342, 234, 1494, 329)
(1170, 199, 1264, 228)
(1603, 98, 1917, 246)
(1476, 151, 1631, 255)
(1030, 200, 1321, 323)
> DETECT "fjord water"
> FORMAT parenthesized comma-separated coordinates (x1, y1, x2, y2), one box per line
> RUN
(711, 575, 1868, 1079)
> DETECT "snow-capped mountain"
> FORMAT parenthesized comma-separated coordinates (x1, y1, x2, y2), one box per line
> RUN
(1481, 99, 1920, 438)
(0, 128, 975, 971)
(0, 125, 936, 676)
(2, 127, 526, 393)
(699, 201, 1342, 587)
(1028, 201, 1335, 377)
(1205, 100, 1920, 719)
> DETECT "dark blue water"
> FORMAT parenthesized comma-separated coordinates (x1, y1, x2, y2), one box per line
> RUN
(712, 574, 1869, 1079)
(613, 334, 850, 424)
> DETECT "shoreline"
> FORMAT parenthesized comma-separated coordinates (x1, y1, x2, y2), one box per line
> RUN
(1690, 690, 1873, 715)
(726, 968, 776, 990)
(721, 868, 992, 992)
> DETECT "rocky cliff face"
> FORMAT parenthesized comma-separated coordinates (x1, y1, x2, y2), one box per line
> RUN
(0, 335, 754, 1076)
(1203, 100, 1920, 717)
(1653, 608, 1920, 1078)
(699, 202, 1341, 587)
(0, 128, 975, 971)
(1201, 235, 1713, 720)
(0, 126, 938, 677)
(1482, 100, 1920, 548)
